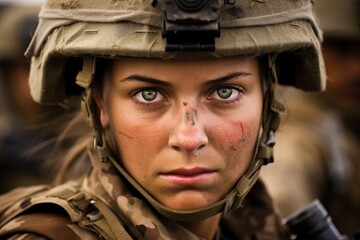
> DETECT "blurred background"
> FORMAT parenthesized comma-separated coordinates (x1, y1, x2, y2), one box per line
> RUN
(0, 0, 86, 193)
(261, 0, 360, 238)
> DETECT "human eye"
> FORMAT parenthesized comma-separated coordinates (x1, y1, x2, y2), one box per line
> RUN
(132, 88, 167, 106)
(208, 85, 244, 103)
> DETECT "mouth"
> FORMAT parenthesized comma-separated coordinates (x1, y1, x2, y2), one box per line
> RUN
(160, 167, 217, 185)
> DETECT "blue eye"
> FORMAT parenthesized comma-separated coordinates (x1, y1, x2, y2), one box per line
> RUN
(209, 86, 243, 102)
(141, 89, 157, 101)
(133, 88, 165, 104)
(217, 87, 233, 99)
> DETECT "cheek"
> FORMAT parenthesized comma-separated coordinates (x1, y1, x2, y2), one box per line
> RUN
(211, 112, 261, 172)
(230, 123, 259, 174)
(109, 110, 167, 160)
(215, 120, 259, 153)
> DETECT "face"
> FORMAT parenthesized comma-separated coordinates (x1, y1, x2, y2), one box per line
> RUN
(95, 56, 263, 211)
(323, 40, 360, 110)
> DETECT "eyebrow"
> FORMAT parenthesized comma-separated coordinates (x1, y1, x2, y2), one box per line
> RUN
(120, 71, 251, 86)
(205, 72, 252, 85)
(120, 75, 172, 86)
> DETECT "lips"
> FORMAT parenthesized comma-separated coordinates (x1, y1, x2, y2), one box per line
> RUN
(160, 167, 216, 185)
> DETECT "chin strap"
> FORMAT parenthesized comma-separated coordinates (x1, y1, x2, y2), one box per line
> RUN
(105, 154, 263, 222)
(76, 55, 284, 222)
(76, 57, 109, 162)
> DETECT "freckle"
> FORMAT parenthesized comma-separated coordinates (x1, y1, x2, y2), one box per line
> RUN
(183, 102, 188, 107)
(117, 131, 133, 139)
(231, 146, 237, 151)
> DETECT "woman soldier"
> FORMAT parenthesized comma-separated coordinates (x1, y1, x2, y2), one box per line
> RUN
(0, 0, 324, 239)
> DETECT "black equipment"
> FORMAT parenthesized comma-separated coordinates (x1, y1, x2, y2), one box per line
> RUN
(284, 200, 347, 240)
(152, 0, 234, 51)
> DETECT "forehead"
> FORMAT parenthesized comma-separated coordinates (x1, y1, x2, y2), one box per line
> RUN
(101, 56, 264, 92)
(108, 56, 260, 74)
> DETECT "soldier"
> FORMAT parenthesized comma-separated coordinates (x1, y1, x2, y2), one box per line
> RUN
(0, 0, 324, 239)
(261, 0, 360, 237)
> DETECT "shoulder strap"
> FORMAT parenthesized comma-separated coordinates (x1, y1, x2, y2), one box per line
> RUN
(50, 188, 134, 240)
(0, 185, 49, 217)
(0, 183, 134, 240)
(0, 184, 50, 226)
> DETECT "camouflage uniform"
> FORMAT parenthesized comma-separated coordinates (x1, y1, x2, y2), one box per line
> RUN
(0, 0, 324, 239)
(0, 149, 287, 240)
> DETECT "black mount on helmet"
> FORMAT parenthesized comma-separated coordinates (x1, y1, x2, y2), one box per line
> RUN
(152, 0, 235, 51)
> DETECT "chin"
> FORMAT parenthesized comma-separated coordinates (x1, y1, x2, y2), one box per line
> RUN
(161, 191, 215, 211)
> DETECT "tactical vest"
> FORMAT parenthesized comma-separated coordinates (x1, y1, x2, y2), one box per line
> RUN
(0, 180, 133, 240)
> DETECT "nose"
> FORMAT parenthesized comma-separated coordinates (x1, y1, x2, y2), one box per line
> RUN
(168, 106, 209, 154)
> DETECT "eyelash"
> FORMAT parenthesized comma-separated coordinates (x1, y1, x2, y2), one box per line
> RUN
(131, 84, 245, 107)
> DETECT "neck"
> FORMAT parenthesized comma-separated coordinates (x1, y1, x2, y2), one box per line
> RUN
(178, 214, 221, 240)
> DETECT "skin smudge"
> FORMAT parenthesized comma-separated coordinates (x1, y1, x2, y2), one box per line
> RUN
(185, 108, 197, 126)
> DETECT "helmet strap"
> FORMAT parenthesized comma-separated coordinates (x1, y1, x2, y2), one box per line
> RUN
(76, 57, 110, 162)
(235, 54, 285, 197)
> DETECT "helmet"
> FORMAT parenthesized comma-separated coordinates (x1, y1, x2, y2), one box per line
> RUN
(0, 4, 40, 62)
(25, 0, 325, 221)
(313, 0, 360, 40)
(27, 0, 325, 104)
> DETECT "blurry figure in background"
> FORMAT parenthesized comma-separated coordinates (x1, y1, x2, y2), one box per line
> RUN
(0, 2, 85, 193)
(261, 0, 360, 237)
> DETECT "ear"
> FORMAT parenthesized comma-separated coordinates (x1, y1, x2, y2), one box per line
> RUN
(92, 89, 110, 129)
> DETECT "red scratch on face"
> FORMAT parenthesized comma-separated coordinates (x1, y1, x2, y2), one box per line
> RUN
(238, 122, 246, 144)
(117, 131, 134, 139)
(239, 122, 244, 135)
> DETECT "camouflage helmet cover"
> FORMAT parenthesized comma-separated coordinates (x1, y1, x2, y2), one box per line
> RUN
(26, 0, 325, 104)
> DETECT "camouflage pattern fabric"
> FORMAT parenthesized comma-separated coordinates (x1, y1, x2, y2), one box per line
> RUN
(0, 148, 288, 240)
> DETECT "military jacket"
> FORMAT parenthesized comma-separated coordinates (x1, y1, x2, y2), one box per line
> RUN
(0, 149, 288, 240)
